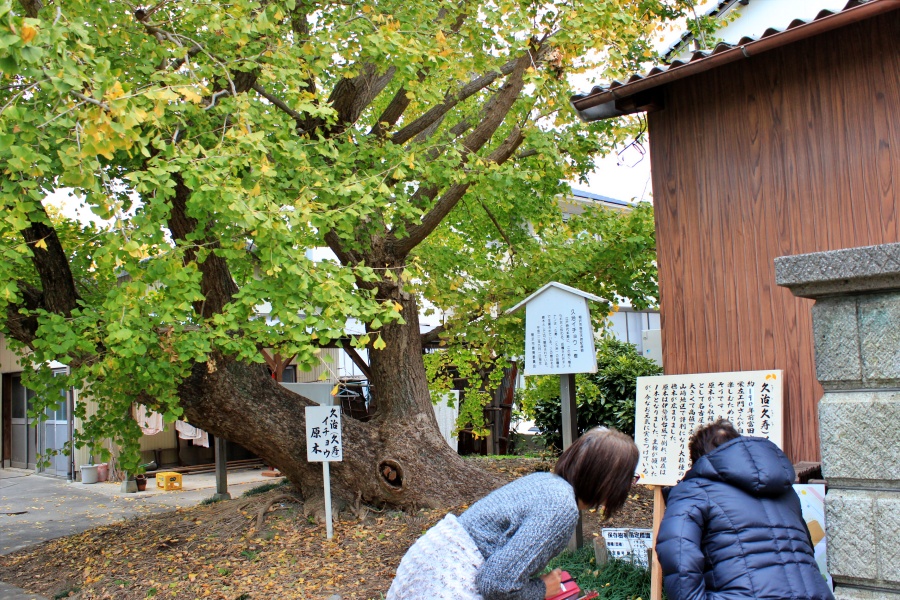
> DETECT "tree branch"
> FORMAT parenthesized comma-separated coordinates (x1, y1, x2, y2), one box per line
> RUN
(20, 206, 82, 317)
(369, 5, 467, 139)
(167, 175, 239, 319)
(321, 65, 396, 137)
(251, 82, 305, 125)
(390, 57, 520, 146)
(18, 0, 41, 18)
(476, 197, 516, 258)
(340, 339, 372, 380)
(4, 281, 42, 349)
(395, 125, 525, 255)
(420, 324, 446, 348)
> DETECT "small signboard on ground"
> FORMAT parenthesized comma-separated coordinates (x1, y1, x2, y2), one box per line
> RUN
(635, 370, 783, 486)
(601, 528, 654, 567)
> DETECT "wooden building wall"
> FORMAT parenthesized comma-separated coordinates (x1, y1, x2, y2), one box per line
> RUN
(648, 13, 900, 461)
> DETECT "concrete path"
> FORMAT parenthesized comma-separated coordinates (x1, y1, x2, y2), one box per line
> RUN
(0, 467, 279, 556)
(1, 467, 281, 599)
(0, 581, 49, 600)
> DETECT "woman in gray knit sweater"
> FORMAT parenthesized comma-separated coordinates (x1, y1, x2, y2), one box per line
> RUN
(387, 427, 639, 600)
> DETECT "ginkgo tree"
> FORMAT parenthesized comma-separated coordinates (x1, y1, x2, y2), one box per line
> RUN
(1, 0, 683, 508)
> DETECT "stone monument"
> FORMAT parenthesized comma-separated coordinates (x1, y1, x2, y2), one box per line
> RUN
(776, 243, 900, 599)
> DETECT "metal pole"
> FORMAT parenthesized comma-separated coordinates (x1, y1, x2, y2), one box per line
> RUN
(212, 435, 231, 501)
(323, 461, 333, 539)
(560, 373, 582, 549)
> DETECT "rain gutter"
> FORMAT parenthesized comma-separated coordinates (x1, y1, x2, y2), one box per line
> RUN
(572, 0, 900, 121)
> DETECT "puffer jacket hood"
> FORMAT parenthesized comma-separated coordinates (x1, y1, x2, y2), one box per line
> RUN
(684, 435, 795, 497)
(656, 435, 835, 600)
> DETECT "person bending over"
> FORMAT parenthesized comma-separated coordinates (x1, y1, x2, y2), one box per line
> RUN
(387, 427, 639, 600)
(656, 419, 834, 600)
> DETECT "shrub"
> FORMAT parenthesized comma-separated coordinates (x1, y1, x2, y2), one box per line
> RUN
(547, 545, 657, 599)
(524, 338, 662, 450)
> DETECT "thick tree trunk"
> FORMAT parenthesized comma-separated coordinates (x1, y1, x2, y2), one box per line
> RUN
(178, 330, 501, 509)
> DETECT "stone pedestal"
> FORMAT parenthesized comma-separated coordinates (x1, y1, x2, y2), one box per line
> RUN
(776, 243, 900, 599)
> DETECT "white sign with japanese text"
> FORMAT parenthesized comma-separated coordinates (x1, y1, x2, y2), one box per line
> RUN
(635, 370, 783, 486)
(524, 285, 597, 375)
(601, 528, 653, 567)
(305, 405, 343, 462)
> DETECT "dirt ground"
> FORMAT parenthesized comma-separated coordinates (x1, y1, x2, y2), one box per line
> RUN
(0, 457, 653, 600)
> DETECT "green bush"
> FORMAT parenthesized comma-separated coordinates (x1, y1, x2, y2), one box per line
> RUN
(524, 338, 662, 450)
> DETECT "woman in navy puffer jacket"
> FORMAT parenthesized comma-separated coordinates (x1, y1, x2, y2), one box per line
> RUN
(656, 419, 834, 600)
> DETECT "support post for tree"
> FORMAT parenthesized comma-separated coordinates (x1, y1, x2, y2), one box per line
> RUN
(213, 435, 231, 501)
(650, 485, 664, 600)
(560, 372, 582, 550)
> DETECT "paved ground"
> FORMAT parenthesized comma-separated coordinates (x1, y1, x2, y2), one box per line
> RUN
(0, 467, 280, 599)
(0, 467, 278, 556)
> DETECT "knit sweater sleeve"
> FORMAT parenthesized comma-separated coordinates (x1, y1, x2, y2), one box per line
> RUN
(474, 498, 578, 600)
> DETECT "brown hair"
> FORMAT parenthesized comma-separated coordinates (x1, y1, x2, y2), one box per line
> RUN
(554, 427, 639, 519)
(689, 419, 740, 464)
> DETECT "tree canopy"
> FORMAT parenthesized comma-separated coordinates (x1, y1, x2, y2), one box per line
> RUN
(1, 0, 683, 504)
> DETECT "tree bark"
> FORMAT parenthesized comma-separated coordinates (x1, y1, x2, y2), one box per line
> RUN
(178, 351, 500, 509)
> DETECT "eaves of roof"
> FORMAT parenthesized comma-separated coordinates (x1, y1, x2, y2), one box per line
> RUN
(570, 0, 900, 122)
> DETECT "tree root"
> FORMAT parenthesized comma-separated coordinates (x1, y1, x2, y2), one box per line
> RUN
(255, 493, 303, 531)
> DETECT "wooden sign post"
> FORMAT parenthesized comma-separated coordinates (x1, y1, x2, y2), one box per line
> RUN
(507, 282, 603, 550)
(305, 403, 343, 540)
(650, 485, 665, 600)
(634, 370, 784, 600)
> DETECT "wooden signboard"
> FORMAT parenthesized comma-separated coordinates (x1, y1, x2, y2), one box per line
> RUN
(636, 370, 784, 599)
(635, 370, 784, 486)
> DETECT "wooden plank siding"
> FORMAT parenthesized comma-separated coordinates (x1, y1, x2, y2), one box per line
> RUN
(648, 13, 900, 461)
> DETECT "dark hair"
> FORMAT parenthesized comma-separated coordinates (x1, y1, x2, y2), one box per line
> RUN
(554, 427, 639, 519)
(689, 419, 740, 463)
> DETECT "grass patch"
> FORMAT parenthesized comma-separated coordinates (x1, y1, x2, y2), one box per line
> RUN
(547, 546, 658, 599)
(199, 496, 223, 506)
(242, 479, 290, 497)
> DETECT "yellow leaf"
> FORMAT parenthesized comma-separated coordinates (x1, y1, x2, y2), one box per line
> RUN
(34, 238, 48, 250)
(373, 335, 386, 351)
(105, 81, 125, 101)
(180, 87, 204, 104)
(330, 384, 339, 396)
(393, 302, 403, 312)
(20, 23, 37, 44)
(436, 30, 446, 43)
(405, 91, 415, 100)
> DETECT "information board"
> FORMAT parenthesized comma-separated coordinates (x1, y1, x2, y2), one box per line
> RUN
(305, 405, 343, 462)
(634, 370, 783, 486)
(523, 285, 597, 375)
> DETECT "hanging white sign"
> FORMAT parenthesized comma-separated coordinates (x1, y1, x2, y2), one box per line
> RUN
(521, 284, 598, 375)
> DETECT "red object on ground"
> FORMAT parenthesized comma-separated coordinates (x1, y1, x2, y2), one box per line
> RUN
(546, 571, 581, 600)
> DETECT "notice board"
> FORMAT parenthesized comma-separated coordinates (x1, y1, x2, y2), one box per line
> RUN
(634, 370, 783, 486)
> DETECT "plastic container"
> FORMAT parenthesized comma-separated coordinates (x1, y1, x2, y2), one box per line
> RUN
(96, 463, 109, 482)
(80, 464, 99, 484)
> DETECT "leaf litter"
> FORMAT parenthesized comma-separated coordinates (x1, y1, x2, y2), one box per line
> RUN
(0, 458, 653, 599)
